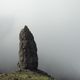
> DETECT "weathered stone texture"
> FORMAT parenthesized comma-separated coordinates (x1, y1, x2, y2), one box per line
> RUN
(18, 25, 38, 71)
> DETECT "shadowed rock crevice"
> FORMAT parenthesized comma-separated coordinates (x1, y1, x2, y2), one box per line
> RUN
(18, 25, 38, 71)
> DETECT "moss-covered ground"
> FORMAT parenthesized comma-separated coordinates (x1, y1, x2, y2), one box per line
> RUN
(0, 70, 54, 80)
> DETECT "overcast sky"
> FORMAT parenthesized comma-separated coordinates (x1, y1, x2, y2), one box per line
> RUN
(0, 0, 80, 79)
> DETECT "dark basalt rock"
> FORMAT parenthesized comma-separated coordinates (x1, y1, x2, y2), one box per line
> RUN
(18, 25, 38, 71)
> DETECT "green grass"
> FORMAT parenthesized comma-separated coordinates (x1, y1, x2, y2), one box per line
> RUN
(0, 70, 54, 80)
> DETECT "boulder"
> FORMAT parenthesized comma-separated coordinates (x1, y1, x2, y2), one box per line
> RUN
(18, 25, 38, 71)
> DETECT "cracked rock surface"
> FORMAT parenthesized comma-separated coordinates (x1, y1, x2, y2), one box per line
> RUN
(18, 25, 38, 71)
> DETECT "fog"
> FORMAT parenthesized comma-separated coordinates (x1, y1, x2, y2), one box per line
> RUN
(0, 0, 80, 79)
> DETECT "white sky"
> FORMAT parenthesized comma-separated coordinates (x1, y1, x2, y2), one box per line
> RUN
(0, 0, 80, 79)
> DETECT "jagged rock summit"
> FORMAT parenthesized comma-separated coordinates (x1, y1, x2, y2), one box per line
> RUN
(18, 25, 38, 71)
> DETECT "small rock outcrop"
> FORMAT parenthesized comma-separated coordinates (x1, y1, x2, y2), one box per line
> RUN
(18, 25, 38, 71)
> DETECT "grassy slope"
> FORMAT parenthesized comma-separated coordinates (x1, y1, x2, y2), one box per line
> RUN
(0, 70, 54, 80)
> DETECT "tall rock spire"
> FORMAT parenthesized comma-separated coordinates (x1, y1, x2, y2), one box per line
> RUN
(18, 25, 38, 71)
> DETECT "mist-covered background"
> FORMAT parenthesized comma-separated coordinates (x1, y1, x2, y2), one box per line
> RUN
(0, 0, 80, 80)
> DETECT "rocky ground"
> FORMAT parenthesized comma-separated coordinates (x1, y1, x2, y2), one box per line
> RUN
(0, 70, 54, 80)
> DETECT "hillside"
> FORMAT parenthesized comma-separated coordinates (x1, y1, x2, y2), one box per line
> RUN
(0, 70, 54, 80)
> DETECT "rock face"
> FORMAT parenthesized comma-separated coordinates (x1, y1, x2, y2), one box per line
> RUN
(18, 25, 38, 71)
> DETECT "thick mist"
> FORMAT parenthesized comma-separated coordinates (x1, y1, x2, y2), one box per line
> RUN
(0, 0, 80, 79)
